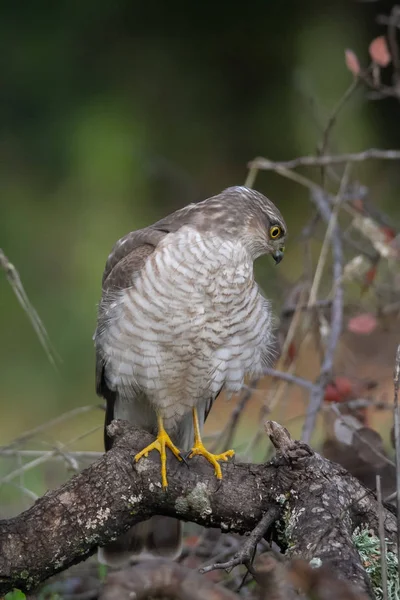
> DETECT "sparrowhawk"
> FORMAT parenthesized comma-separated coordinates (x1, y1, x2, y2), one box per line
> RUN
(95, 186, 286, 565)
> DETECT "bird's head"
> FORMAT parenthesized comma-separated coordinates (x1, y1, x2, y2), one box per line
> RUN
(260, 216, 286, 265)
(221, 186, 287, 263)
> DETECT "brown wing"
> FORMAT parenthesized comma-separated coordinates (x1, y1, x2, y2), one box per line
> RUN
(102, 228, 164, 289)
(96, 227, 171, 449)
(101, 201, 199, 289)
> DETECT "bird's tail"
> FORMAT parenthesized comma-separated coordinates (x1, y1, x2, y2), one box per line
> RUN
(98, 515, 182, 567)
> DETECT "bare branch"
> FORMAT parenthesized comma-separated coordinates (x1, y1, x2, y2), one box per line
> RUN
(249, 148, 400, 171)
(0, 425, 102, 484)
(0, 248, 59, 367)
(0, 404, 103, 451)
(200, 507, 280, 574)
(211, 380, 258, 453)
(0, 450, 102, 460)
(261, 368, 315, 391)
(302, 186, 344, 442)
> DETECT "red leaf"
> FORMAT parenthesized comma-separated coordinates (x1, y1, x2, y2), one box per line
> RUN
(334, 376, 353, 399)
(347, 313, 377, 335)
(324, 383, 341, 403)
(345, 49, 361, 76)
(324, 377, 354, 403)
(287, 341, 296, 362)
(369, 36, 391, 67)
(380, 225, 396, 243)
(364, 265, 377, 286)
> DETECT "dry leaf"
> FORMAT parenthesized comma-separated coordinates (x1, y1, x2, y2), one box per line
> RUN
(369, 36, 391, 67)
(345, 49, 361, 76)
(347, 313, 377, 335)
(324, 376, 354, 403)
(380, 225, 396, 243)
(352, 214, 396, 258)
(364, 265, 377, 286)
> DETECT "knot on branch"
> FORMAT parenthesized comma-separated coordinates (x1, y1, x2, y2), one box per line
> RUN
(106, 419, 132, 441)
(264, 420, 313, 466)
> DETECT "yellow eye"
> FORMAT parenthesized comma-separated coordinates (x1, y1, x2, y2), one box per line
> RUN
(270, 225, 282, 239)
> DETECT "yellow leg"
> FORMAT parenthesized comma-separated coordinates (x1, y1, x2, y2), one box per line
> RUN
(189, 408, 234, 478)
(134, 415, 182, 489)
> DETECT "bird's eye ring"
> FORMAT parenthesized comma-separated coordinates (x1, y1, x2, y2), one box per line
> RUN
(270, 225, 282, 239)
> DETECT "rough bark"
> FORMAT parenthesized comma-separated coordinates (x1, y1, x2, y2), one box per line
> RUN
(0, 420, 396, 596)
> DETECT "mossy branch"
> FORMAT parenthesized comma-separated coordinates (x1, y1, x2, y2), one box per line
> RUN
(0, 420, 396, 597)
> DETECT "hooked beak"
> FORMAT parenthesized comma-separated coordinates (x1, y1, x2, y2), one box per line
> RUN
(273, 247, 285, 265)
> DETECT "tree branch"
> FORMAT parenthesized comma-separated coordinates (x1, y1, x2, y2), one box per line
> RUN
(301, 187, 344, 442)
(0, 420, 396, 597)
(200, 507, 280, 574)
(248, 148, 400, 171)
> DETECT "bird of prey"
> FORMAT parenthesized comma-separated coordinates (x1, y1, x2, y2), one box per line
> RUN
(95, 186, 286, 566)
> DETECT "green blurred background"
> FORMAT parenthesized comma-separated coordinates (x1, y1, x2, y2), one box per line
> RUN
(1, 0, 399, 452)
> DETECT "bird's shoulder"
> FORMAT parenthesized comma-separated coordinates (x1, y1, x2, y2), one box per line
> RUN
(101, 202, 203, 293)
(102, 228, 162, 292)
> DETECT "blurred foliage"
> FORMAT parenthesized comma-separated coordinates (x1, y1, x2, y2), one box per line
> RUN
(1, 0, 400, 447)
(4, 591, 26, 600)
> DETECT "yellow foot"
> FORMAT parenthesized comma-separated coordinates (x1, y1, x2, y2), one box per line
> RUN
(189, 442, 235, 479)
(134, 428, 182, 489)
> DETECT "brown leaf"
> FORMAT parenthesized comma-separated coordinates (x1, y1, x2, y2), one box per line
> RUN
(345, 49, 361, 76)
(369, 36, 391, 67)
(347, 313, 377, 335)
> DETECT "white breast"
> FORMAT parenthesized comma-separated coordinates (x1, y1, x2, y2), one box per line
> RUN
(98, 226, 273, 428)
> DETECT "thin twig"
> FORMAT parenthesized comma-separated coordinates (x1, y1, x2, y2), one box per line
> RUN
(200, 506, 280, 574)
(241, 406, 269, 458)
(376, 475, 388, 600)
(308, 163, 350, 307)
(393, 344, 400, 581)
(319, 80, 359, 158)
(0, 426, 101, 485)
(387, 5, 400, 74)
(281, 298, 332, 318)
(0, 404, 103, 451)
(261, 368, 315, 391)
(249, 148, 400, 171)
(7, 481, 39, 502)
(318, 78, 360, 185)
(267, 287, 311, 421)
(302, 186, 344, 442)
(0, 248, 59, 367)
(0, 450, 102, 459)
(244, 160, 344, 442)
(329, 404, 395, 469)
(279, 285, 309, 364)
(211, 380, 259, 452)
(244, 165, 258, 188)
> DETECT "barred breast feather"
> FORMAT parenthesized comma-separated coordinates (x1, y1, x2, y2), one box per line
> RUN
(97, 225, 274, 434)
